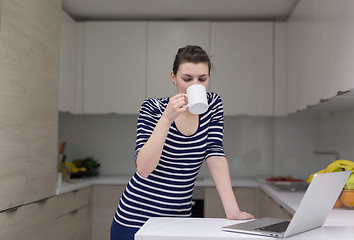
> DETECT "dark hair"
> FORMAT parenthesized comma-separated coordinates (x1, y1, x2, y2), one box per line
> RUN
(172, 45, 211, 76)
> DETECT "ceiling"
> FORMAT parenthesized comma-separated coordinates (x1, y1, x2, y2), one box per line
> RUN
(62, 0, 299, 21)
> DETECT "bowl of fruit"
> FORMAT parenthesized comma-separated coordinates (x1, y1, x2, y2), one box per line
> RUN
(307, 160, 354, 209)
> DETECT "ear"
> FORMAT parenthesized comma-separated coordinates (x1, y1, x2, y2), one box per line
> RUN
(171, 71, 176, 85)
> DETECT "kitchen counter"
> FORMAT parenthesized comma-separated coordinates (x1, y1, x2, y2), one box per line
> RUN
(135, 217, 354, 240)
(56, 175, 257, 195)
(136, 179, 354, 239)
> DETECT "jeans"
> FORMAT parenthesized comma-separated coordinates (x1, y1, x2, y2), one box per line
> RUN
(110, 220, 139, 240)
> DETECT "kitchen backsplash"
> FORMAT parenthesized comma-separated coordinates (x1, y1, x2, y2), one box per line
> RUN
(58, 109, 354, 179)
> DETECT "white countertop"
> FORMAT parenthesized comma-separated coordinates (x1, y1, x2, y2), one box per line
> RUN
(57, 174, 354, 239)
(135, 179, 354, 240)
(135, 217, 354, 240)
(56, 175, 257, 195)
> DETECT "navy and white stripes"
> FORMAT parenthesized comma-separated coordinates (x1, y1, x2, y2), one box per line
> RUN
(114, 92, 225, 228)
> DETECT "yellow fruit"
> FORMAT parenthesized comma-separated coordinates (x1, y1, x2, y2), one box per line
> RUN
(307, 169, 326, 183)
(79, 167, 87, 171)
(61, 162, 79, 173)
(344, 174, 354, 190)
(307, 160, 354, 183)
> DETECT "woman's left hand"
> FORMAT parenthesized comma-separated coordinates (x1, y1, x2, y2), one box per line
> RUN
(227, 211, 255, 220)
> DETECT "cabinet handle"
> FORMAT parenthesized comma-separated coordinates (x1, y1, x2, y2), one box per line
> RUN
(4, 207, 19, 213)
(337, 90, 350, 96)
(70, 209, 78, 215)
(37, 197, 50, 204)
(320, 98, 329, 103)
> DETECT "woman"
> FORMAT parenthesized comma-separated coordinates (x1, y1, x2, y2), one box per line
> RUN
(110, 45, 254, 240)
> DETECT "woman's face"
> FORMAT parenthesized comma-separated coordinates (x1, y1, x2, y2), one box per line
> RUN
(171, 62, 210, 94)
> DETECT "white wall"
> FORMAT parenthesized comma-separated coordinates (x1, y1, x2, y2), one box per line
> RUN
(59, 108, 354, 179)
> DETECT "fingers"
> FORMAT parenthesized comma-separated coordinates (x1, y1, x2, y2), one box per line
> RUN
(171, 93, 187, 109)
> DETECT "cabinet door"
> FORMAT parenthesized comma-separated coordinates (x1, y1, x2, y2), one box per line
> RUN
(0, 0, 60, 209)
(330, 0, 354, 94)
(258, 189, 292, 219)
(210, 22, 273, 116)
(92, 185, 126, 240)
(59, 11, 77, 113)
(83, 22, 146, 114)
(204, 187, 256, 218)
(0, 206, 23, 240)
(146, 21, 210, 99)
(56, 187, 91, 218)
(54, 205, 90, 240)
(21, 197, 57, 240)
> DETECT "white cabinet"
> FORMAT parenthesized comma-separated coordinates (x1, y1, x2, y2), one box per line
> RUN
(146, 21, 210, 99)
(59, 11, 78, 113)
(210, 22, 273, 116)
(59, 20, 275, 116)
(286, 0, 354, 114)
(83, 22, 146, 114)
(330, 0, 354, 94)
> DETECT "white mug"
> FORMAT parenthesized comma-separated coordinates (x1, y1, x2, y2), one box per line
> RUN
(183, 84, 208, 115)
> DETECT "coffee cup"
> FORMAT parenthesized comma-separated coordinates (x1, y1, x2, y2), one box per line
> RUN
(183, 84, 208, 115)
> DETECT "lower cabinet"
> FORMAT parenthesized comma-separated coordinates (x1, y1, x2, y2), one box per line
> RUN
(53, 187, 92, 240)
(54, 205, 90, 240)
(22, 197, 57, 240)
(257, 189, 293, 219)
(204, 187, 292, 219)
(91, 185, 126, 240)
(0, 196, 57, 240)
(204, 187, 257, 218)
(0, 205, 23, 240)
(0, 183, 293, 239)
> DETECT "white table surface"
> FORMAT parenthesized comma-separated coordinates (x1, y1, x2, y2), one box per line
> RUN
(136, 179, 354, 240)
(135, 216, 354, 240)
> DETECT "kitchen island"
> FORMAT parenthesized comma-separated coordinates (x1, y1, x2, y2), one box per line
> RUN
(135, 180, 354, 240)
(135, 216, 354, 240)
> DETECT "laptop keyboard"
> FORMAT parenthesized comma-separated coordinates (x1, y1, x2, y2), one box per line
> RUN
(255, 221, 290, 233)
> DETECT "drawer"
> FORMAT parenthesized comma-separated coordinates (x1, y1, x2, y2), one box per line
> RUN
(92, 185, 125, 240)
(56, 187, 91, 218)
(54, 205, 90, 240)
(22, 197, 57, 240)
(0, 205, 24, 240)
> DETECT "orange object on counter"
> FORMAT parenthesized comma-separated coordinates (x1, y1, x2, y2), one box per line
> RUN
(334, 196, 343, 208)
(340, 189, 354, 208)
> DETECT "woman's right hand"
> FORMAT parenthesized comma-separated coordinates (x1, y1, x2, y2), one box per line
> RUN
(162, 93, 187, 122)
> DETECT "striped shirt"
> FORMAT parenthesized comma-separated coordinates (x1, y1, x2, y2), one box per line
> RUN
(114, 92, 225, 228)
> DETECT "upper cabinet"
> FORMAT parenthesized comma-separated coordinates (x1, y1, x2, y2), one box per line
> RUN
(286, 0, 354, 114)
(210, 22, 274, 116)
(0, 0, 60, 211)
(60, 18, 275, 115)
(146, 21, 210, 99)
(83, 21, 147, 114)
(59, 11, 77, 113)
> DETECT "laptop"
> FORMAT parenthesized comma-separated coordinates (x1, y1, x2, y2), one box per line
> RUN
(222, 171, 351, 238)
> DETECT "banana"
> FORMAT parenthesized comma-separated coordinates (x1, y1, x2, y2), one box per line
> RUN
(344, 173, 354, 190)
(333, 159, 354, 171)
(307, 160, 354, 183)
